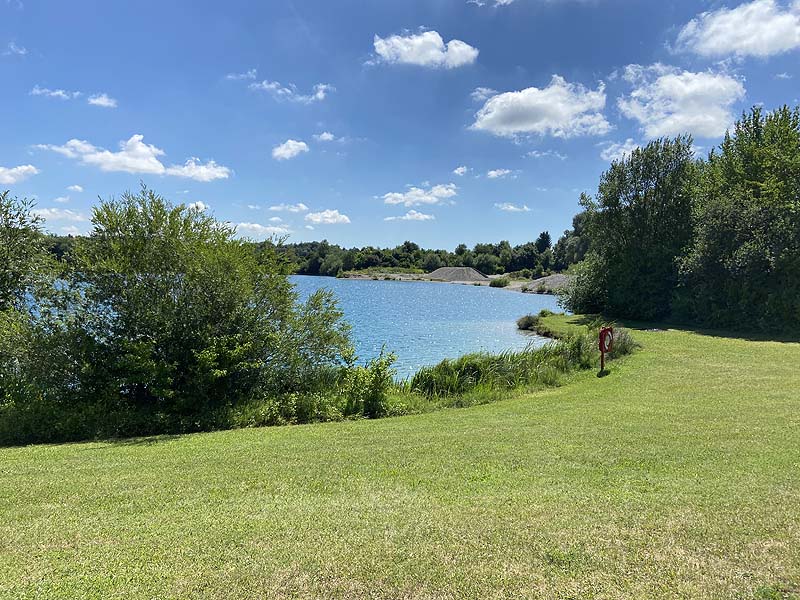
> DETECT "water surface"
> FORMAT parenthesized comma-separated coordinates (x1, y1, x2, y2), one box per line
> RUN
(292, 275, 561, 378)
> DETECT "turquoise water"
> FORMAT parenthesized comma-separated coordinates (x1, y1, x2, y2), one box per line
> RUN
(292, 275, 561, 378)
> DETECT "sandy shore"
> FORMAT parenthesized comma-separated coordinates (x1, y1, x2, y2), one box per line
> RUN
(338, 272, 570, 295)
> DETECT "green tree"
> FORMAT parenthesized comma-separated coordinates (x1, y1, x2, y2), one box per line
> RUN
(563, 137, 698, 319)
(62, 187, 352, 430)
(678, 106, 800, 330)
(534, 231, 552, 254)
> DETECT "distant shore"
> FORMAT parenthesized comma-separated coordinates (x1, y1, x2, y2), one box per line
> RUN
(331, 271, 570, 295)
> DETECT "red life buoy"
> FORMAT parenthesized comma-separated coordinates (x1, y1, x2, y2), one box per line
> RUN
(599, 327, 614, 353)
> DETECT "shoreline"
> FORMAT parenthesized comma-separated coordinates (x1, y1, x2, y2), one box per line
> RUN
(303, 271, 570, 296)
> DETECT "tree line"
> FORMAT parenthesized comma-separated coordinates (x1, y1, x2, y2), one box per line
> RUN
(47, 226, 589, 280)
(561, 105, 800, 333)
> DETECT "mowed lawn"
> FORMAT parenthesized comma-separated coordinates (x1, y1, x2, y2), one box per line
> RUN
(1, 321, 799, 599)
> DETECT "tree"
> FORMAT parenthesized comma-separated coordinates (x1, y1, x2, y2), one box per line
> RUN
(62, 186, 352, 429)
(0, 191, 50, 313)
(677, 106, 800, 330)
(563, 137, 698, 319)
(534, 231, 552, 254)
(553, 210, 590, 271)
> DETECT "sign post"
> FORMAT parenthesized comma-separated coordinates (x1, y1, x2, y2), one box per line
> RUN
(599, 327, 613, 374)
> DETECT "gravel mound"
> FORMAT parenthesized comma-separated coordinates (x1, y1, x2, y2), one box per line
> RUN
(427, 267, 489, 282)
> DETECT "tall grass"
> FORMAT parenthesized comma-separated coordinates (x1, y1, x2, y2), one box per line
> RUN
(408, 330, 612, 399)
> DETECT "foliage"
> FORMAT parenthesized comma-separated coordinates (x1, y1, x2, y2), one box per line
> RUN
(489, 277, 510, 288)
(677, 106, 800, 331)
(572, 137, 699, 320)
(0, 187, 355, 444)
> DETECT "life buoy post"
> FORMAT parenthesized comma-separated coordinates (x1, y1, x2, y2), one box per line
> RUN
(599, 327, 614, 374)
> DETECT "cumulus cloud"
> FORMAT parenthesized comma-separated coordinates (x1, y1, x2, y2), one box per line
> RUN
(494, 203, 530, 212)
(372, 30, 478, 69)
(677, 0, 800, 58)
(37, 134, 231, 181)
(32, 207, 89, 222)
(305, 209, 351, 224)
(453, 165, 469, 176)
(0, 164, 39, 184)
(599, 138, 640, 162)
(314, 131, 336, 142)
(30, 85, 81, 100)
(166, 158, 232, 182)
(236, 222, 291, 239)
(250, 80, 334, 104)
(3, 41, 27, 56)
(53, 196, 70, 204)
(381, 183, 458, 207)
(87, 93, 118, 108)
(618, 64, 746, 139)
(269, 203, 308, 213)
(384, 209, 435, 222)
(471, 87, 498, 102)
(487, 168, 512, 178)
(187, 201, 209, 211)
(67, 184, 83, 192)
(225, 68, 257, 81)
(527, 149, 567, 160)
(272, 139, 309, 161)
(471, 75, 611, 138)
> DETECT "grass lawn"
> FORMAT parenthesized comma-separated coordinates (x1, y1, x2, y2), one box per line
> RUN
(1, 317, 799, 598)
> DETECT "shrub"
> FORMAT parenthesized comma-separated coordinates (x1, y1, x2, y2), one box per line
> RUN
(489, 277, 510, 288)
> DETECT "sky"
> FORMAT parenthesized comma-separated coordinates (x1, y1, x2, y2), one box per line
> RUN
(2, 0, 799, 249)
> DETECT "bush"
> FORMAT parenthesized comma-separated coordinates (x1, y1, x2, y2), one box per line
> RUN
(489, 277, 510, 288)
(0, 186, 356, 445)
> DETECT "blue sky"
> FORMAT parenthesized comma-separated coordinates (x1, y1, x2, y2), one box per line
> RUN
(2, 0, 799, 248)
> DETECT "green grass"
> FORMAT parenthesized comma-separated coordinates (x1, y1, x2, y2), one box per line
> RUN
(2, 318, 800, 598)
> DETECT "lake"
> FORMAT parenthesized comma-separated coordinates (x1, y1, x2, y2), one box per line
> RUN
(292, 275, 561, 378)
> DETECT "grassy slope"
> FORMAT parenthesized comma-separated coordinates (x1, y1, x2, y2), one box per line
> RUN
(1, 319, 799, 599)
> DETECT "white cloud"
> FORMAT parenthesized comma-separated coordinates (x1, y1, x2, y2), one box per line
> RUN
(381, 182, 458, 207)
(272, 139, 309, 161)
(268, 216, 282, 223)
(471, 75, 611, 138)
(37, 134, 231, 181)
(165, 158, 231, 181)
(305, 209, 351, 224)
(236, 222, 291, 239)
(225, 68, 257, 81)
(67, 184, 83, 192)
(87, 93, 118, 108)
(469, 0, 516, 6)
(487, 168, 512, 179)
(677, 0, 800, 58)
(188, 201, 209, 211)
(599, 138, 640, 162)
(53, 196, 70, 204)
(33, 207, 89, 222)
(776, 72, 794, 79)
(372, 30, 478, 69)
(0, 164, 39, 184)
(250, 80, 334, 104)
(60, 225, 82, 236)
(247, 204, 261, 210)
(269, 202, 308, 213)
(314, 131, 336, 142)
(494, 203, 530, 212)
(30, 85, 81, 100)
(453, 165, 469, 176)
(305, 225, 314, 230)
(3, 41, 27, 56)
(471, 87, 498, 102)
(526, 149, 567, 160)
(384, 209, 435, 221)
(618, 64, 746, 139)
